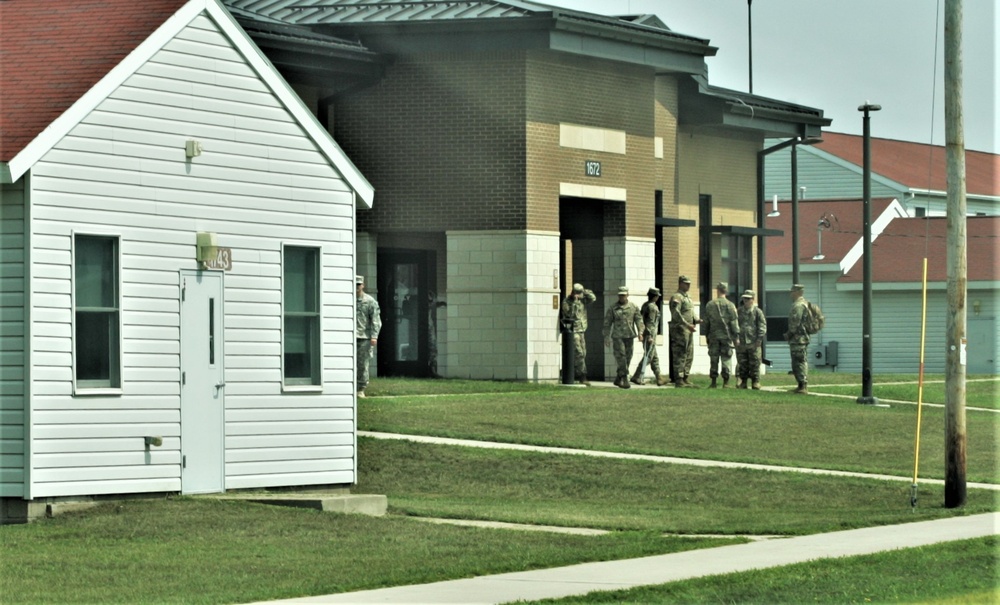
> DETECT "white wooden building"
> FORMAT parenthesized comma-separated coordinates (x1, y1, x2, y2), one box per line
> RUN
(763, 199, 998, 376)
(0, 0, 373, 516)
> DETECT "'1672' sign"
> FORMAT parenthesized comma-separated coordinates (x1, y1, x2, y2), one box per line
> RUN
(584, 160, 601, 177)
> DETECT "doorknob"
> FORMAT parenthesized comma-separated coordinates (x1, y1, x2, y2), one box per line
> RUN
(215, 382, 226, 392)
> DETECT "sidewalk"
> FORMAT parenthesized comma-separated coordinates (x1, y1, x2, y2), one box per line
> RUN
(251, 513, 998, 604)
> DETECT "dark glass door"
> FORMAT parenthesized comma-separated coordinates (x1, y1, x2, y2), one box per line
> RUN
(377, 249, 433, 377)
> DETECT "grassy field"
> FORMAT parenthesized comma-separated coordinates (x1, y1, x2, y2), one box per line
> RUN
(360, 379, 999, 483)
(1, 375, 996, 604)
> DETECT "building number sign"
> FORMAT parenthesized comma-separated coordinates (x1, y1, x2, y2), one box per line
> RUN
(203, 247, 233, 271)
(584, 160, 601, 177)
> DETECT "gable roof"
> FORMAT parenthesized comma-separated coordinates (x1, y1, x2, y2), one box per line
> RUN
(814, 132, 999, 197)
(764, 197, 906, 270)
(838, 215, 999, 284)
(0, 0, 188, 162)
(0, 0, 374, 206)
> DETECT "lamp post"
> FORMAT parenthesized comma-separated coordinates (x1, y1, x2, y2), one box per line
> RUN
(856, 102, 881, 405)
(747, 0, 754, 94)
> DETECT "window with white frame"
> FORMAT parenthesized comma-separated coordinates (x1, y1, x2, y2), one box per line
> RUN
(74, 234, 121, 389)
(283, 246, 321, 386)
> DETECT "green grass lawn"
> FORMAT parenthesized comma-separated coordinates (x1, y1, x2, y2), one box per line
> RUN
(2, 375, 996, 604)
(0, 498, 730, 605)
(360, 382, 999, 484)
(355, 438, 998, 534)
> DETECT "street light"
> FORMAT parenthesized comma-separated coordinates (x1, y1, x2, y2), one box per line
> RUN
(857, 102, 881, 405)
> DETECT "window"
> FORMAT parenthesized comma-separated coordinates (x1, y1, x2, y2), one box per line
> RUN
(765, 290, 791, 342)
(722, 235, 753, 305)
(283, 246, 321, 385)
(74, 235, 121, 389)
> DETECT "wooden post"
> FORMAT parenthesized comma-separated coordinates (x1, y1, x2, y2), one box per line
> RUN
(944, 0, 967, 508)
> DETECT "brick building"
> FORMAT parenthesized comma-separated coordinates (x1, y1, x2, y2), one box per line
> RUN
(227, 1, 830, 382)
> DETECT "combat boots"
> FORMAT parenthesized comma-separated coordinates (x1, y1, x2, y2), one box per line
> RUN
(709, 376, 717, 388)
(656, 374, 669, 386)
(722, 376, 730, 388)
(682, 377, 699, 388)
(793, 381, 808, 394)
(737, 378, 748, 389)
(751, 380, 761, 390)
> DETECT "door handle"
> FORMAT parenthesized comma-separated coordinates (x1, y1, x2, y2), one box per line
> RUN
(215, 382, 226, 392)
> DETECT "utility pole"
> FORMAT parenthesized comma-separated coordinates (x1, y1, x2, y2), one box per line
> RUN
(747, 0, 753, 94)
(856, 103, 880, 405)
(944, 0, 967, 508)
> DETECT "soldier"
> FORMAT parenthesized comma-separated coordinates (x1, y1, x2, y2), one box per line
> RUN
(356, 275, 382, 398)
(630, 287, 669, 386)
(736, 289, 767, 389)
(668, 275, 700, 388)
(784, 284, 810, 394)
(603, 286, 642, 389)
(702, 282, 740, 388)
(560, 283, 597, 385)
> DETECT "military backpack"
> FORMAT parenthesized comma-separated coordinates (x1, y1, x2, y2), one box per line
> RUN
(803, 302, 825, 335)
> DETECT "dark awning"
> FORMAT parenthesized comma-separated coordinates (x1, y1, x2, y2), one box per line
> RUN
(711, 225, 783, 237)
(656, 217, 696, 227)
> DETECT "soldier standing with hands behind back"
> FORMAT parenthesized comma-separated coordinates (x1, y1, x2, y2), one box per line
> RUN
(702, 282, 740, 388)
(736, 289, 767, 389)
(603, 287, 642, 389)
(784, 284, 810, 394)
(356, 275, 381, 398)
(669, 275, 700, 388)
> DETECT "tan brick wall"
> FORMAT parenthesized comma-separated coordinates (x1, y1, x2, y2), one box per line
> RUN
(524, 52, 660, 239)
(676, 128, 762, 293)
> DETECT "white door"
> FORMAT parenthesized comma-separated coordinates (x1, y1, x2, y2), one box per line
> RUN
(180, 270, 225, 494)
(967, 317, 997, 374)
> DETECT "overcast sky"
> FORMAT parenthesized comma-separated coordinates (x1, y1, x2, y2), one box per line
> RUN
(541, 0, 997, 153)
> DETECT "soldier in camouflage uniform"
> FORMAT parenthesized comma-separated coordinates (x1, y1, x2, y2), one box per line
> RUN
(560, 283, 597, 385)
(668, 275, 700, 387)
(603, 286, 642, 389)
(784, 283, 810, 394)
(736, 289, 767, 389)
(702, 282, 740, 388)
(630, 287, 669, 386)
(356, 275, 382, 398)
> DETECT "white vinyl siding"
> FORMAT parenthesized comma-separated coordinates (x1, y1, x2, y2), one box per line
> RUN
(0, 182, 26, 497)
(24, 13, 357, 498)
(766, 270, 998, 375)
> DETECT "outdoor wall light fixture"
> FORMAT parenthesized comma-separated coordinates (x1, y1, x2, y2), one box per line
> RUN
(973, 300, 981, 316)
(767, 194, 780, 217)
(144, 436, 163, 448)
(185, 139, 203, 158)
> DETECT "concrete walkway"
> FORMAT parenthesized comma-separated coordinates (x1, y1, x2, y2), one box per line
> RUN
(251, 513, 999, 604)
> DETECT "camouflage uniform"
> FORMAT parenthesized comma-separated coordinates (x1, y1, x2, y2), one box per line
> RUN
(736, 291, 767, 388)
(603, 289, 642, 388)
(784, 286, 810, 391)
(356, 280, 382, 394)
(702, 287, 740, 386)
(668, 278, 698, 386)
(560, 284, 596, 383)
(630, 289, 667, 385)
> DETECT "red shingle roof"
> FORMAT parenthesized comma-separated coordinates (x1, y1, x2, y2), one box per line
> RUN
(764, 198, 901, 266)
(0, 0, 188, 161)
(815, 132, 999, 197)
(839, 215, 999, 284)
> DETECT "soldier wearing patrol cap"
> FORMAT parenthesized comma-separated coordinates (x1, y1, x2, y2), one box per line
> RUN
(630, 287, 668, 386)
(736, 289, 767, 389)
(356, 275, 382, 398)
(560, 282, 597, 385)
(603, 286, 642, 388)
(784, 284, 810, 393)
(668, 275, 701, 387)
(703, 282, 740, 388)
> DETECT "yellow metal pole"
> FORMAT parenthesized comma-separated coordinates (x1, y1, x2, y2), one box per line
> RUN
(911, 258, 929, 509)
